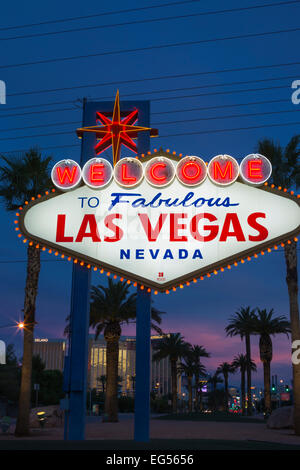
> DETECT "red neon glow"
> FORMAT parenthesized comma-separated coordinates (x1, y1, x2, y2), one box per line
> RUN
(182, 162, 201, 180)
(82, 158, 113, 188)
(56, 166, 77, 185)
(247, 159, 263, 179)
(145, 157, 175, 186)
(213, 161, 233, 180)
(51, 160, 82, 190)
(114, 158, 143, 187)
(240, 154, 272, 184)
(90, 163, 105, 182)
(150, 163, 167, 182)
(76, 91, 158, 166)
(176, 157, 207, 186)
(121, 163, 137, 184)
(208, 155, 239, 185)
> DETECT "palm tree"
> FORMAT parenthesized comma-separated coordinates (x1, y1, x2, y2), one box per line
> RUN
(130, 374, 136, 392)
(190, 345, 210, 411)
(31, 354, 46, 385)
(97, 375, 106, 393)
(217, 362, 235, 412)
(117, 375, 123, 395)
(0, 149, 52, 436)
(208, 372, 223, 411)
(253, 308, 290, 416)
(152, 333, 190, 413)
(179, 352, 206, 413)
(197, 380, 208, 412)
(90, 279, 164, 422)
(257, 136, 300, 432)
(232, 354, 257, 415)
(225, 307, 256, 415)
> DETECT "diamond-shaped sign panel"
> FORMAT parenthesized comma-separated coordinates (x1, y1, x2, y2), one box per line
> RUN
(18, 176, 300, 292)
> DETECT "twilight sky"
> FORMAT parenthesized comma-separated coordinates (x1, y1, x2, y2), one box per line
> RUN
(0, 0, 299, 387)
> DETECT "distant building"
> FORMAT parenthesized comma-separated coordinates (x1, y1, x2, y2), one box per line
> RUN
(33, 334, 180, 397)
(151, 335, 175, 397)
(33, 338, 66, 371)
(229, 386, 239, 399)
(89, 336, 136, 395)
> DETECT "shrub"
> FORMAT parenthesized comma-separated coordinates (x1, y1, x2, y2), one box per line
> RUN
(118, 396, 135, 412)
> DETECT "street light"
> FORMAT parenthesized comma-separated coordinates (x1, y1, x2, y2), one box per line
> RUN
(0, 321, 25, 330)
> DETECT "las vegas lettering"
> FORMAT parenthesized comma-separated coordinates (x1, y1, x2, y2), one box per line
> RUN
(56, 212, 268, 245)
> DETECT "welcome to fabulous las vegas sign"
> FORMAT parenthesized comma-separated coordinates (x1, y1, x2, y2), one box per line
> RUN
(15, 93, 300, 293)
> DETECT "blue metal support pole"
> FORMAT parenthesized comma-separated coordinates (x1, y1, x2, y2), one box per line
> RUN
(65, 97, 151, 441)
(67, 98, 92, 440)
(68, 264, 91, 440)
(134, 100, 151, 442)
(134, 288, 152, 442)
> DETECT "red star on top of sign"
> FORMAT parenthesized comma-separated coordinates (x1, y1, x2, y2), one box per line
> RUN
(76, 91, 158, 166)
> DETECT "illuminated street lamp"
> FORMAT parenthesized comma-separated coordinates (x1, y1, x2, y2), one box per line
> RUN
(0, 321, 25, 330)
(16, 321, 38, 330)
(36, 411, 46, 428)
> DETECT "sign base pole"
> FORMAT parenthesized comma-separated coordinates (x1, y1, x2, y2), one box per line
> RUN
(134, 287, 151, 442)
(67, 264, 91, 440)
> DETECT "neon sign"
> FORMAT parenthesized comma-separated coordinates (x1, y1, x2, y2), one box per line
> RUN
(50, 153, 273, 191)
(76, 90, 158, 166)
(17, 150, 300, 293)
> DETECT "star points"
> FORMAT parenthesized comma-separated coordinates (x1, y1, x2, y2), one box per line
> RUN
(76, 91, 158, 166)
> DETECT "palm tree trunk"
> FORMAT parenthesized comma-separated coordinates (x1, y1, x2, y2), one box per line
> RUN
(245, 334, 252, 416)
(224, 374, 229, 412)
(263, 360, 271, 415)
(194, 373, 199, 411)
(213, 382, 217, 411)
(285, 241, 300, 435)
(104, 324, 121, 422)
(171, 358, 178, 413)
(188, 377, 193, 413)
(241, 369, 246, 415)
(99, 376, 106, 393)
(199, 387, 203, 412)
(15, 245, 40, 436)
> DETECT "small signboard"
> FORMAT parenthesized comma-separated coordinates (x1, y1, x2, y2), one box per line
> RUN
(280, 392, 291, 401)
(0, 340, 5, 365)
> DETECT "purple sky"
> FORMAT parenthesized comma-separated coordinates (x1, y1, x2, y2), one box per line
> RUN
(0, 246, 294, 388)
